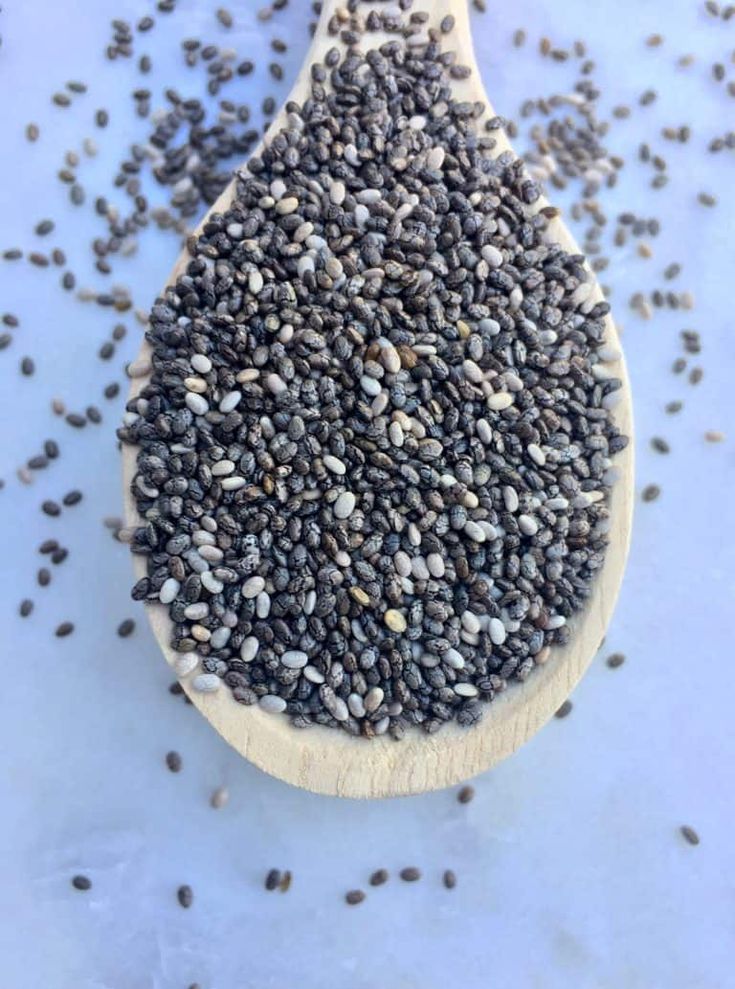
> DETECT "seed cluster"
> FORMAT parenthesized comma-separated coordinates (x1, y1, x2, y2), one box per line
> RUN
(123, 9, 628, 739)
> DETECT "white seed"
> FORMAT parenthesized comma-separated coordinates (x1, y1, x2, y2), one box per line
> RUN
(173, 654, 198, 677)
(330, 180, 346, 205)
(384, 608, 407, 633)
(455, 682, 479, 698)
(464, 520, 486, 543)
(411, 556, 430, 581)
(192, 673, 221, 693)
(487, 391, 513, 411)
(236, 368, 259, 383)
(211, 459, 235, 476)
(210, 626, 231, 649)
(461, 611, 481, 634)
(275, 196, 299, 215)
(348, 693, 366, 718)
(303, 665, 325, 684)
(426, 145, 445, 170)
(478, 521, 498, 541)
(380, 342, 401, 374)
(282, 650, 308, 669)
(364, 686, 384, 713)
(528, 443, 546, 465)
(426, 553, 445, 578)
(220, 476, 247, 491)
(323, 691, 349, 721)
(159, 577, 180, 604)
(476, 418, 493, 444)
(240, 636, 259, 662)
(463, 359, 483, 383)
(265, 373, 288, 395)
(191, 624, 210, 642)
(518, 514, 539, 536)
(242, 576, 265, 598)
(219, 390, 242, 413)
(360, 375, 381, 396)
(489, 618, 507, 645)
(256, 592, 271, 618)
(259, 694, 287, 713)
(388, 421, 404, 447)
(394, 551, 412, 577)
(248, 270, 264, 295)
(333, 491, 356, 519)
(503, 485, 519, 512)
(481, 244, 503, 267)
(198, 545, 223, 563)
(546, 614, 567, 630)
(323, 455, 346, 475)
(270, 178, 286, 200)
(184, 376, 207, 393)
(201, 571, 224, 594)
(185, 393, 209, 415)
(374, 716, 390, 735)
(444, 648, 465, 670)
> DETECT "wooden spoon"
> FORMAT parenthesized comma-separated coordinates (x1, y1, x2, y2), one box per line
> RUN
(122, 0, 634, 798)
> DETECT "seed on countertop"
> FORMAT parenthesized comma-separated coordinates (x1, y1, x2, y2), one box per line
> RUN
(166, 751, 182, 773)
(704, 430, 725, 443)
(52, 92, 72, 107)
(369, 869, 389, 886)
(42, 500, 61, 517)
(698, 192, 717, 207)
(66, 413, 87, 428)
(26, 123, 40, 142)
(606, 652, 626, 669)
(21, 357, 35, 376)
(651, 437, 670, 454)
(55, 622, 74, 637)
(117, 619, 135, 638)
(38, 568, 51, 587)
(95, 109, 109, 127)
(19, 599, 34, 617)
(279, 870, 292, 893)
(345, 889, 366, 905)
(62, 490, 83, 506)
(264, 869, 281, 891)
(400, 867, 421, 882)
(457, 785, 475, 804)
(680, 825, 700, 846)
(443, 870, 457, 889)
(210, 786, 229, 809)
(645, 33, 663, 46)
(555, 699, 573, 719)
(51, 548, 68, 565)
(216, 7, 233, 27)
(177, 885, 193, 908)
(642, 484, 661, 502)
(71, 875, 91, 891)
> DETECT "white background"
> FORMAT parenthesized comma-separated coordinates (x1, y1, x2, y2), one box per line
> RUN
(1, 1, 734, 987)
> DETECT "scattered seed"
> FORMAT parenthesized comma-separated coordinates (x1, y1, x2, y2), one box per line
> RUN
(55, 621, 74, 637)
(457, 785, 475, 804)
(606, 652, 626, 669)
(19, 599, 34, 617)
(555, 699, 573, 719)
(177, 885, 193, 908)
(71, 875, 91, 891)
(210, 786, 229, 809)
(166, 751, 182, 773)
(680, 825, 700, 846)
(117, 618, 135, 637)
(400, 867, 421, 882)
(642, 484, 661, 502)
(651, 437, 670, 454)
(443, 869, 457, 889)
(704, 430, 725, 442)
(369, 869, 389, 886)
(345, 889, 366, 905)
(264, 869, 281, 891)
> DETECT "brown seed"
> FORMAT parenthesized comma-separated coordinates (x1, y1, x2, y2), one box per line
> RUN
(279, 870, 292, 892)
(345, 889, 366, 905)
(443, 869, 457, 889)
(457, 785, 475, 804)
(698, 192, 717, 207)
(52, 92, 71, 107)
(512, 28, 526, 47)
(264, 868, 281, 890)
(689, 367, 703, 385)
(645, 33, 663, 47)
(26, 122, 40, 142)
(606, 652, 626, 669)
(704, 430, 725, 443)
(555, 699, 573, 719)
(71, 875, 91, 891)
(369, 869, 389, 886)
(177, 884, 193, 908)
(642, 484, 661, 502)
(399, 867, 421, 882)
(55, 621, 74, 637)
(680, 825, 700, 846)
(216, 7, 233, 27)
(166, 750, 182, 773)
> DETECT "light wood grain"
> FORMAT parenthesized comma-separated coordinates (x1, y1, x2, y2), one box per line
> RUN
(121, 0, 634, 798)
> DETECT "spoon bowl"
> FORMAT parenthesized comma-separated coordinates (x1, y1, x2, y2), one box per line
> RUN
(122, 0, 634, 798)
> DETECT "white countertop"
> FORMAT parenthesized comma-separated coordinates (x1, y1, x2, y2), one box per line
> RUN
(1, 0, 733, 986)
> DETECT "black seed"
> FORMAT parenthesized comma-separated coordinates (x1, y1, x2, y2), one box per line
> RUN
(177, 884, 193, 908)
(166, 751, 182, 772)
(680, 825, 700, 846)
(399, 867, 421, 882)
(369, 869, 389, 886)
(19, 599, 34, 617)
(21, 357, 35, 376)
(55, 621, 74, 637)
(555, 699, 573, 719)
(117, 619, 136, 637)
(457, 785, 475, 804)
(606, 652, 625, 669)
(38, 568, 51, 587)
(443, 869, 457, 889)
(62, 490, 83, 506)
(264, 868, 281, 890)
(71, 875, 91, 891)
(42, 500, 61, 517)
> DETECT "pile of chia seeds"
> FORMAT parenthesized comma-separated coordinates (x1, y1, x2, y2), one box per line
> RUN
(121, 4, 628, 739)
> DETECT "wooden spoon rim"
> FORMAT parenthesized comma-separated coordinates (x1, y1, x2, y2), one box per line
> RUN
(121, 0, 634, 798)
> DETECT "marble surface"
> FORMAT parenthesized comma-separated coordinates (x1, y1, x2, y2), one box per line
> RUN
(0, 0, 733, 986)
